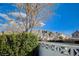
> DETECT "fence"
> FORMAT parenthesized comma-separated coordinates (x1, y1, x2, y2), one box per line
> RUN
(39, 41, 79, 56)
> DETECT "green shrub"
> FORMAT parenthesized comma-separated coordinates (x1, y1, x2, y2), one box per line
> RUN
(0, 32, 39, 56)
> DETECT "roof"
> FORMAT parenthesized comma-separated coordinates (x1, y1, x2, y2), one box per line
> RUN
(72, 30, 79, 35)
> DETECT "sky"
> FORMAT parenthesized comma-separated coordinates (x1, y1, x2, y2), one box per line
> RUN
(40, 3, 79, 35)
(0, 3, 79, 35)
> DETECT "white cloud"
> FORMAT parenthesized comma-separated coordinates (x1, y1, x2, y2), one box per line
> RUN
(0, 13, 25, 32)
(0, 13, 17, 25)
(40, 22, 45, 27)
(2, 24, 9, 27)
(8, 12, 26, 18)
(0, 13, 17, 24)
(0, 23, 3, 26)
(0, 13, 13, 21)
(35, 21, 45, 27)
(0, 24, 8, 30)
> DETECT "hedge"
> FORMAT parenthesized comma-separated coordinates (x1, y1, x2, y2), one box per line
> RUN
(0, 32, 39, 56)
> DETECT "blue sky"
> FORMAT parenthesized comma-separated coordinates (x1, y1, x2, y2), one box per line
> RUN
(40, 3, 79, 35)
(0, 3, 79, 35)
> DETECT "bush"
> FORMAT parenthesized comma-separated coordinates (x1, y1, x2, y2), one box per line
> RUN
(0, 32, 39, 56)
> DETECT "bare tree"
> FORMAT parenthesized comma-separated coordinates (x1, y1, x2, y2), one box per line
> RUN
(8, 3, 53, 32)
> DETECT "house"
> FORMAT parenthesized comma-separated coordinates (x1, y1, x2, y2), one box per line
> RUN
(31, 30, 70, 41)
(72, 30, 79, 38)
(71, 30, 79, 40)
